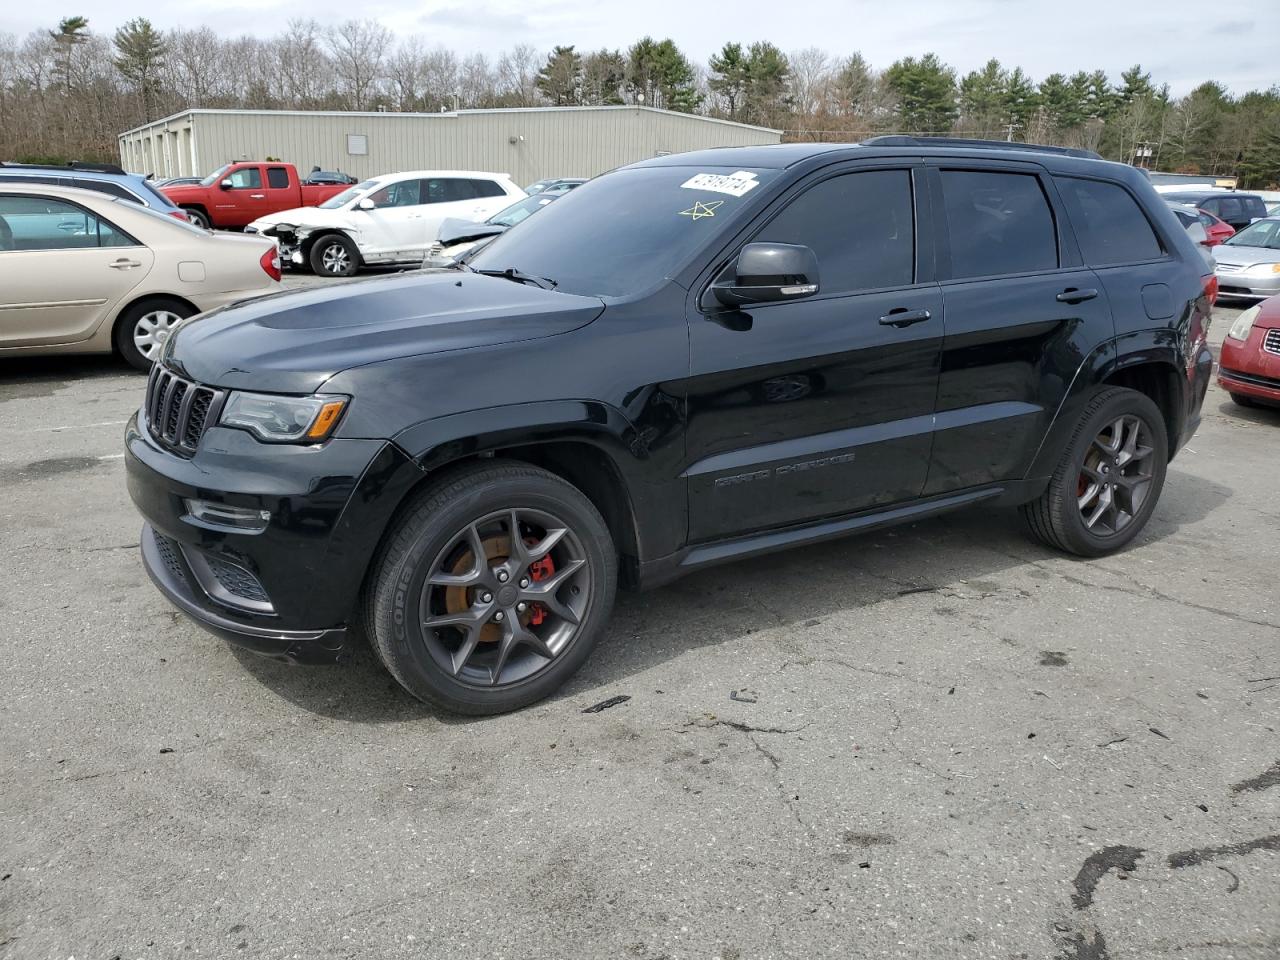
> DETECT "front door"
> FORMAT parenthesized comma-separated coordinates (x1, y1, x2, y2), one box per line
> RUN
(683, 164, 944, 543)
(362, 178, 431, 260)
(922, 164, 1114, 495)
(0, 194, 152, 347)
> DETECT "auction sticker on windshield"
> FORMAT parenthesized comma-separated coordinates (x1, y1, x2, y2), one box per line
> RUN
(680, 171, 760, 197)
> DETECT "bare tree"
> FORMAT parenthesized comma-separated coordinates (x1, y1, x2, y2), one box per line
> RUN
(326, 19, 390, 110)
(496, 43, 540, 106)
(277, 19, 331, 107)
(421, 46, 459, 111)
(387, 36, 426, 111)
(788, 47, 832, 119)
(457, 52, 494, 108)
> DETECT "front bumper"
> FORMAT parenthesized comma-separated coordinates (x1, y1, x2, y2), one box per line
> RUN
(1215, 271, 1280, 300)
(1219, 325, 1280, 404)
(140, 524, 351, 663)
(125, 410, 426, 663)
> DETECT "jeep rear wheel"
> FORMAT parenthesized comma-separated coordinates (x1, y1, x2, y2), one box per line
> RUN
(364, 462, 617, 715)
(1020, 387, 1168, 557)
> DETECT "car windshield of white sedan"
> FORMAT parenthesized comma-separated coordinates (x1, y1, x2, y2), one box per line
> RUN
(1226, 220, 1280, 249)
(319, 181, 379, 210)
(467, 166, 778, 298)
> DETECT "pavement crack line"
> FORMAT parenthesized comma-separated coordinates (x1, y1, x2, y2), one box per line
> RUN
(1167, 834, 1280, 869)
(1231, 760, 1280, 794)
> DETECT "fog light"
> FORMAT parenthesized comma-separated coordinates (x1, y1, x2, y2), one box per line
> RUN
(290, 250, 304, 265)
(183, 499, 271, 533)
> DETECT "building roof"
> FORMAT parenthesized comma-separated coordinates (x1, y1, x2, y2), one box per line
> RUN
(119, 105, 782, 139)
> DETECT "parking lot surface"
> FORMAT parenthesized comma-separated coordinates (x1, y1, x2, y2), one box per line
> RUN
(1, 296, 1277, 960)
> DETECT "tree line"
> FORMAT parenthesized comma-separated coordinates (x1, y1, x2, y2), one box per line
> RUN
(2, 16, 1277, 187)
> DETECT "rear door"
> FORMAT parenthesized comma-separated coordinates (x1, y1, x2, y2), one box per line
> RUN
(923, 161, 1114, 495)
(683, 161, 944, 541)
(0, 194, 154, 347)
(261, 165, 296, 215)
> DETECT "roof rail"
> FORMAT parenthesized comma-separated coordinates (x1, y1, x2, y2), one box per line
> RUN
(0, 160, 128, 175)
(861, 136, 1103, 161)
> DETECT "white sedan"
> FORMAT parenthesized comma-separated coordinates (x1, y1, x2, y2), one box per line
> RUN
(0, 182, 280, 370)
(246, 171, 526, 277)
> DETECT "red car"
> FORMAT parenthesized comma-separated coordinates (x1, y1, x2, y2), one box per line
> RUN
(161, 162, 348, 231)
(1219, 296, 1280, 407)
(1198, 208, 1235, 246)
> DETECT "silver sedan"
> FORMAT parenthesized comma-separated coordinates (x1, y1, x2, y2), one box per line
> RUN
(1214, 218, 1280, 300)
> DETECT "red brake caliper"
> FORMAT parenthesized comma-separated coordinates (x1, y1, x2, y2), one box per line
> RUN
(525, 543, 555, 626)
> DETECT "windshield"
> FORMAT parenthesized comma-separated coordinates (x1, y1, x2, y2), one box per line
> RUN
(469, 165, 778, 297)
(320, 180, 379, 209)
(1225, 220, 1280, 249)
(488, 194, 556, 227)
(199, 164, 231, 188)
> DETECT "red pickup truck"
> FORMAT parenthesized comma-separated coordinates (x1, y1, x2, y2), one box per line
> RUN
(161, 162, 351, 230)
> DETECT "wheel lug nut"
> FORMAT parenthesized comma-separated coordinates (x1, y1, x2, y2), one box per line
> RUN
(493, 611, 504, 622)
(517, 602, 527, 613)
(519, 578, 529, 588)
(481, 592, 492, 603)
(498, 571, 509, 583)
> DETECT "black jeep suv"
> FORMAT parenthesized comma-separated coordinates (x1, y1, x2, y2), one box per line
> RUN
(126, 137, 1215, 714)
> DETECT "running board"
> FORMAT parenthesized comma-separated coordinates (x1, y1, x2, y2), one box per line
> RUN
(679, 487, 1004, 570)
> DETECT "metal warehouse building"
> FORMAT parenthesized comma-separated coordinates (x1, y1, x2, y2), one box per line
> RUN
(118, 106, 782, 184)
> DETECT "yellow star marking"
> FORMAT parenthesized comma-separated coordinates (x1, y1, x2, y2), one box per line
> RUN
(678, 199, 724, 220)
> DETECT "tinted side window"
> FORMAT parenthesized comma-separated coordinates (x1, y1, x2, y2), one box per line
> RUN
(1200, 198, 1223, 217)
(443, 179, 479, 202)
(940, 170, 1057, 279)
(266, 167, 290, 189)
(368, 180, 424, 208)
(226, 167, 262, 189)
(1243, 197, 1267, 218)
(469, 178, 506, 199)
(424, 179, 448, 204)
(752, 169, 915, 295)
(72, 178, 138, 204)
(1055, 177, 1162, 265)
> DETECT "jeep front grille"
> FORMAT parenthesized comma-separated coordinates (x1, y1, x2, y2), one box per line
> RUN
(146, 366, 225, 455)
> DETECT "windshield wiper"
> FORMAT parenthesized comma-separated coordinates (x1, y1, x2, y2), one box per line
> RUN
(472, 266, 557, 290)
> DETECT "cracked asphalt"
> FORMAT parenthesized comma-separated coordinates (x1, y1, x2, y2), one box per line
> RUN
(1, 293, 1277, 960)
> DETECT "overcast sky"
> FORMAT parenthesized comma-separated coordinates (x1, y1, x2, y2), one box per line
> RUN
(4, 0, 1274, 96)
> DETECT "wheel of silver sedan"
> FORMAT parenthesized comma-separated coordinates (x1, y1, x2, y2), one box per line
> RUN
(418, 507, 592, 687)
(1076, 413, 1156, 536)
(132, 309, 184, 360)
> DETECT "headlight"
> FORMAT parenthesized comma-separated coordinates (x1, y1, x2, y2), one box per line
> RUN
(1227, 305, 1260, 341)
(220, 392, 348, 443)
(1247, 263, 1280, 275)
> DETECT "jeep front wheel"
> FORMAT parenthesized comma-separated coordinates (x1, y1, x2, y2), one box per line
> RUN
(1021, 387, 1168, 557)
(364, 462, 617, 715)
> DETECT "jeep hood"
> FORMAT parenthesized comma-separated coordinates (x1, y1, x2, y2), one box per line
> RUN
(249, 206, 356, 233)
(163, 270, 606, 393)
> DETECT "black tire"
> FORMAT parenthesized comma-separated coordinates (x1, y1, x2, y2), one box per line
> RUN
(308, 233, 360, 277)
(182, 207, 209, 230)
(113, 298, 196, 371)
(1229, 393, 1257, 408)
(1020, 387, 1168, 557)
(364, 461, 617, 715)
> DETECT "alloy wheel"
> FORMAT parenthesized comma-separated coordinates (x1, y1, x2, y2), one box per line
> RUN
(133, 309, 184, 360)
(1076, 414, 1156, 535)
(320, 243, 349, 274)
(418, 508, 591, 687)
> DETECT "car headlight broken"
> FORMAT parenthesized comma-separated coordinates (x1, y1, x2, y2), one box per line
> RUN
(220, 392, 348, 443)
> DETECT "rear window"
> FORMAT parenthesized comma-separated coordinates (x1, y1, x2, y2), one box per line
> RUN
(72, 178, 138, 204)
(469, 178, 507, 199)
(940, 170, 1058, 279)
(1055, 177, 1163, 265)
(1243, 197, 1267, 218)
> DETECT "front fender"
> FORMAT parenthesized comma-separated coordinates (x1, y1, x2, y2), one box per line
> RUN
(393, 398, 686, 563)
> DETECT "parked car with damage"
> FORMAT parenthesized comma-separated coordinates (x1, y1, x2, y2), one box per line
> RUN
(0, 183, 280, 370)
(423, 192, 559, 268)
(126, 137, 1214, 715)
(245, 171, 525, 277)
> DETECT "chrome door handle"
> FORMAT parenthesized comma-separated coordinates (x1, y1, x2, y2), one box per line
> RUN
(879, 308, 932, 327)
(250, 194, 265, 199)
(109, 259, 141, 270)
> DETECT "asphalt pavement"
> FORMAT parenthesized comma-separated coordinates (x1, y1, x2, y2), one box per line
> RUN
(1, 295, 1277, 960)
